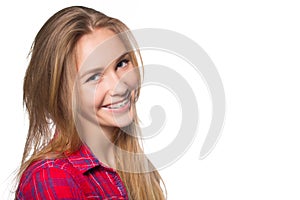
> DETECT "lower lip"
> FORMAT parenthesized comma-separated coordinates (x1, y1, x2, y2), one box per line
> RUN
(101, 99, 131, 113)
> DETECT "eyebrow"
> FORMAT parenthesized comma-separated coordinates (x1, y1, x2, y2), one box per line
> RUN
(80, 52, 130, 79)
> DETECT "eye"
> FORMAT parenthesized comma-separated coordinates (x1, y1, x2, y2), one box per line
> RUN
(86, 73, 102, 83)
(116, 59, 130, 69)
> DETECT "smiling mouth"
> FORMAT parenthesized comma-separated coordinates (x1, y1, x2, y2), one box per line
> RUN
(105, 98, 130, 109)
(101, 94, 131, 112)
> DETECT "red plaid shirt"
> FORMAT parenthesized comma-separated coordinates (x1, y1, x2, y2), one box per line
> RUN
(16, 144, 128, 199)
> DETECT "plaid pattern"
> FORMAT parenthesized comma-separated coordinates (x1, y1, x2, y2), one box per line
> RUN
(16, 144, 128, 199)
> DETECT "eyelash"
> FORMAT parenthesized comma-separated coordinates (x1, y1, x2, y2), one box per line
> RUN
(86, 58, 130, 83)
(86, 73, 102, 83)
(116, 58, 130, 69)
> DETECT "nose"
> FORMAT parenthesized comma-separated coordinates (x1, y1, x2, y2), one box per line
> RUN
(105, 70, 128, 97)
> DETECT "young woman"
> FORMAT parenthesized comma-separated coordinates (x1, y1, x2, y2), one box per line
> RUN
(16, 6, 166, 199)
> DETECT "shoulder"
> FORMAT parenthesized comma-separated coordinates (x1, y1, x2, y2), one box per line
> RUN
(19, 158, 70, 184)
(16, 158, 85, 199)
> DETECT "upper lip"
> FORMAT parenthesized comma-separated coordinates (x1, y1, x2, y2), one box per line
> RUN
(102, 93, 130, 107)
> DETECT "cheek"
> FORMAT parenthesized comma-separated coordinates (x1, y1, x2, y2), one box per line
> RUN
(78, 85, 106, 111)
(80, 86, 95, 107)
(121, 67, 140, 91)
(73, 85, 98, 124)
(93, 85, 107, 108)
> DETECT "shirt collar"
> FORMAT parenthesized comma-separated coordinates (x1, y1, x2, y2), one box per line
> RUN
(66, 144, 116, 174)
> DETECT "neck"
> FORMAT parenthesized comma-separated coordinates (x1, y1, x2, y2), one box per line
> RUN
(87, 125, 117, 169)
(76, 115, 117, 168)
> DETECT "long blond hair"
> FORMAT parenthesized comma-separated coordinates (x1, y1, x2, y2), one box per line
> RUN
(18, 6, 166, 199)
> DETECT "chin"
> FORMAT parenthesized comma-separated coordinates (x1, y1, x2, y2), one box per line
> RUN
(111, 115, 133, 128)
(98, 109, 134, 128)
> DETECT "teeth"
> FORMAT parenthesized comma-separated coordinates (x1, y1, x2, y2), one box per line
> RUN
(107, 98, 129, 109)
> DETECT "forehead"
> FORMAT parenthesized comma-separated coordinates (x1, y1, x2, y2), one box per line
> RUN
(76, 28, 127, 71)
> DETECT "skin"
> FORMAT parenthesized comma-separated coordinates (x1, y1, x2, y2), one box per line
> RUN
(74, 28, 139, 167)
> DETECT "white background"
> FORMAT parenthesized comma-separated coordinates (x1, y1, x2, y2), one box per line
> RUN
(1, 0, 300, 199)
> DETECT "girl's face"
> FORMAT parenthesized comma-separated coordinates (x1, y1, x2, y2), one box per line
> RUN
(75, 28, 139, 132)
